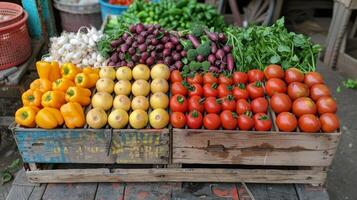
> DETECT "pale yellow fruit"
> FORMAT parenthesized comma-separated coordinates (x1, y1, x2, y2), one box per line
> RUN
(116, 67, 132, 81)
(132, 80, 150, 96)
(96, 78, 114, 93)
(131, 96, 149, 111)
(91, 92, 113, 111)
(150, 64, 170, 80)
(149, 108, 169, 129)
(113, 95, 131, 111)
(114, 80, 131, 95)
(86, 108, 108, 129)
(108, 108, 129, 129)
(99, 67, 116, 80)
(150, 92, 169, 109)
(132, 64, 150, 80)
(151, 78, 169, 93)
(129, 109, 148, 129)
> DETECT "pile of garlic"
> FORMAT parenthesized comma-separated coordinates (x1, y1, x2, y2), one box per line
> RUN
(44, 26, 107, 68)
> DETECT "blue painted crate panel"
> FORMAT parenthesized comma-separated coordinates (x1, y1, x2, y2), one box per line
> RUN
(14, 128, 170, 164)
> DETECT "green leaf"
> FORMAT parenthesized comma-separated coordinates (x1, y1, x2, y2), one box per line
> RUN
(1, 172, 12, 184)
(270, 55, 281, 63)
(278, 45, 290, 52)
(336, 86, 341, 93)
(291, 55, 299, 62)
(182, 58, 188, 64)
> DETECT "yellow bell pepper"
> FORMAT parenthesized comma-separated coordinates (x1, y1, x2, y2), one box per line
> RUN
(65, 86, 91, 106)
(83, 67, 100, 74)
(36, 61, 61, 82)
(35, 107, 64, 129)
(60, 102, 85, 128)
(30, 79, 52, 93)
(60, 63, 81, 81)
(52, 78, 75, 92)
(22, 89, 42, 107)
(15, 106, 39, 127)
(41, 91, 66, 109)
(74, 72, 99, 88)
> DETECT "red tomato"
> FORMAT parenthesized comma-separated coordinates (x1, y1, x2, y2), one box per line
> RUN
(187, 73, 203, 85)
(188, 95, 205, 113)
(251, 97, 268, 114)
(248, 69, 264, 82)
(270, 93, 292, 113)
(265, 78, 287, 96)
(170, 94, 188, 112)
(264, 64, 284, 79)
(171, 82, 188, 96)
(298, 114, 321, 133)
(232, 83, 249, 100)
(246, 81, 264, 99)
(237, 112, 254, 130)
(217, 83, 233, 98)
(186, 110, 203, 129)
(276, 112, 297, 132)
(203, 72, 218, 84)
(236, 99, 251, 115)
(253, 113, 272, 131)
(204, 97, 222, 114)
(218, 73, 233, 85)
(310, 84, 331, 101)
(188, 83, 203, 97)
(304, 72, 324, 87)
(170, 70, 183, 83)
(203, 83, 218, 97)
(292, 97, 317, 117)
(220, 110, 237, 130)
(285, 68, 304, 84)
(170, 112, 186, 128)
(316, 96, 337, 115)
(221, 95, 236, 111)
(320, 113, 339, 132)
(233, 72, 248, 84)
(287, 82, 309, 100)
(203, 113, 221, 130)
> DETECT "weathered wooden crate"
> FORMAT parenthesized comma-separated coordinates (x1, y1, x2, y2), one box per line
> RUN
(13, 126, 170, 165)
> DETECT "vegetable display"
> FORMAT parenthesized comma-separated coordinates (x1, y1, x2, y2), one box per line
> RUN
(120, 0, 225, 30)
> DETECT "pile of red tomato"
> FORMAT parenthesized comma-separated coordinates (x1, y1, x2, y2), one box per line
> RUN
(169, 69, 272, 131)
(265, 65, 339, 133)
(168, 65, 340, 133)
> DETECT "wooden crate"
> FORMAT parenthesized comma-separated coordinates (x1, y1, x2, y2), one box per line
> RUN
(13, 127, 170, 165)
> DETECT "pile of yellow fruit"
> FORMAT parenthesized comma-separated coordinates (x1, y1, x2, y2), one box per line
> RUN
(86, 63, 170, 129)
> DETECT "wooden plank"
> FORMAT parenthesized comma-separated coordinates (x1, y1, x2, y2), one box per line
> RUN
(13, 169, 40, 187)
(295, 184, 329, 200)
(95, 183, 125, 200)
(42, 183, 97, 200)
(124, 183, 179, 200)
(336, 50, 357, 78)
(173, 129, 340, 150)
(173, 148, 336, 166)
(14, 129, 112, 163)
(0, 182, 13, 200)
(173, 183, 239, 200)
(28, 184, 47, 200)
(5, 185, 34, 200)
(110, 129, 170, 164)
(26, 168, 326, 184)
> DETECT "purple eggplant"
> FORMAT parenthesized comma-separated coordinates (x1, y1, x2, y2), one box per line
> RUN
(208, 54, 216, 64)
(206, 31, 218, 42)
(108, 61, 115, 66)
(180, 50, 187, 57)
(146, 57, 155, 66)
(223, 45, 231, 53)
(163, 49, 171, 57)
(218, 33, 227, 42)
(127, 61, 134, 68)
(215, 49, 225, 60)
(196, 55, 205, 62)
(172, 53, 181, 61)
(226, 53, 234, 71)
(211, 43, 217, 54)
(136, 23, 145, 33)
(209, 66, 220, 73)
(175, 61, 183, 70)
(120, 44, 129, 52)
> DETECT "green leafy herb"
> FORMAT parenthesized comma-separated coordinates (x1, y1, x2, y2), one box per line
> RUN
(343, 79, 357, 89)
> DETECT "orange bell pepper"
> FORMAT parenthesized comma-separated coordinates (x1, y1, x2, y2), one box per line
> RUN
(65, 86, 91, 106)
(83, 67, 100, 75)
(41, 91, 66, 109)
(36, 61, 61, 82)
(74, 72, 99, 89)
(15, 106, 40, 128)
(35, 107, 64, 129)
(60, 102, 85, 128)
(52, 78, 75, 92)
(30, 79, 52, 93)
(22, 89, 42, 107)
(60, 63, 81, 81)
